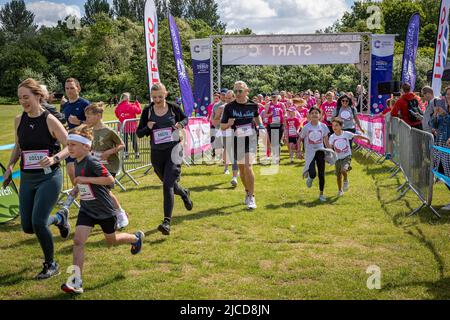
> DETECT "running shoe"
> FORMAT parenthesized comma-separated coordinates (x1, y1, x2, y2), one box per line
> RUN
(61, 279, 84, 294)
(224, 169, 230, 175)
(36, 262, 60, 280)
(343, 180, 349, 192)
(244, 194, 250, 205)
(319, 195, 327, 202)
(182, 189, 193, 211)
(131, 231, 144, 255)
(442, 203, 450, 211)
(338, 190, 344, 197)
(306, 177, 313, 188)
(158, 220, 171, 235)
(231, 177, 238, 187)
(247, 196, 257, 210)
(56, 207, 70, 239)
(116, 209, 129, 230)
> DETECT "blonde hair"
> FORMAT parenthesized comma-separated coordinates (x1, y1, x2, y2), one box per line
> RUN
(68, 124, 93, 141)
(85, 102, 105, 115)
(151, 82, 167, 92)
(234, 81, 248, 89)
(18, 78, 46, 98)
(120, 92, 130, 102)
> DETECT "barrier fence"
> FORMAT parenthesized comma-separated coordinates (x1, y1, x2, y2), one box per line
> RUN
(354, 113, 442, 218)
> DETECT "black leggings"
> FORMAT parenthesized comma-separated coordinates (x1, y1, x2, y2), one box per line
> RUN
(308, 151, 326, 192)
(124, 132, 139, 153)
(151, 146, 187, 220)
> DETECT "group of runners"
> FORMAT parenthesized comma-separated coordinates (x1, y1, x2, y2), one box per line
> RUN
(6, 78, 427, 295)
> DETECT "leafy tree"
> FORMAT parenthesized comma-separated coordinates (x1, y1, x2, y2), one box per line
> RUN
(0, 0, 36, 35)
(186, 0, 226, 33)
(84, 0, 112, 25)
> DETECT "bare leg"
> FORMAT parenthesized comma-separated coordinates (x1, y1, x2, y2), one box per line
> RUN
(104, 232, 138, 247)
(337, 173, 343, 191)
(73, 226, 92, 275)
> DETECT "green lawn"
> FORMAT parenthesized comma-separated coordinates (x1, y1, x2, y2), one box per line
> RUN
(0, 104, 449, 300)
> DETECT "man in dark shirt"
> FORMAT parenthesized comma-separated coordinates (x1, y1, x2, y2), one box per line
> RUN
(221, 81, 265, 210)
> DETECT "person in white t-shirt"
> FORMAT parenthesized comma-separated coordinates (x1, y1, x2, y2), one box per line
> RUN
(299, 107, 330, 202)
(329, 118, 370, 196)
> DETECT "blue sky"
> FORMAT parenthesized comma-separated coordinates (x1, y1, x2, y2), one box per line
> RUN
(0, 0, 360, 33)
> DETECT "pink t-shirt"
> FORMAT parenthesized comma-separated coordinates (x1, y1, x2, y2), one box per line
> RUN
(320, 100, 337, 123)
(270, 103, 284, 125)
(286, 117, 301, 137)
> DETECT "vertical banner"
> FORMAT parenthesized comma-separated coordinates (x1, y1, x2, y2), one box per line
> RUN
(402, 13, 421, 92)
(370, 34, 395, 114)
(432, 0, 450, 96)
(144, 0, 160, 93)
(168, 15, 195, 117)
(190, 39, 211, 117)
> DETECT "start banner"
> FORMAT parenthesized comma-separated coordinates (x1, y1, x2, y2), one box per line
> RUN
(354, 114, 385, 155)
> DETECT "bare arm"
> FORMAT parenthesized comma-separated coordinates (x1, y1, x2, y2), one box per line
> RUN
(75, 176, 115, 186)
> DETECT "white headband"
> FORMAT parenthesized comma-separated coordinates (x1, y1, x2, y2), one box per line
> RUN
(68, 134, 92, 146)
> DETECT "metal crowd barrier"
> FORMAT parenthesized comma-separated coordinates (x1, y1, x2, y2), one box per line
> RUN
(118, 118, 153, 185)
(385, 117, 439, 218)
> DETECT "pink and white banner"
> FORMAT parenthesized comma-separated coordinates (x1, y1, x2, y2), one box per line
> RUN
(184, 117, 212, 156)
(354, 114, 385, 155)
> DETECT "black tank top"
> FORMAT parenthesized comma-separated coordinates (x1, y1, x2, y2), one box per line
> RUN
(17, 110, 61, 172)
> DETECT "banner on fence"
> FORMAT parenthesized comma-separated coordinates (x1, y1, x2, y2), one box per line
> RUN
(0, 163, 19, 224)
(354, 114, 386, 155)
(184, 117, 211, 156)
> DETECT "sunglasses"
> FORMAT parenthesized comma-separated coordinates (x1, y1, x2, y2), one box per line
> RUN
(341, 100, 349, 103)
(234, 89, 245, 94)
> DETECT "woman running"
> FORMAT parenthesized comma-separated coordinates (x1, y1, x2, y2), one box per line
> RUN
(136, 83, 193, 235)
(3, 78, 70, 279)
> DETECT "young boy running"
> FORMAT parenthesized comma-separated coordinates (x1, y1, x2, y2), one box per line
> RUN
(84, 102, 129, 229)
(61, 125, 143, 294)
(329, 118, 370, 196)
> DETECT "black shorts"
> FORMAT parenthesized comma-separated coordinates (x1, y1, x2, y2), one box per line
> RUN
(76, 210, 117, 234)
(288, 137, 298, 144)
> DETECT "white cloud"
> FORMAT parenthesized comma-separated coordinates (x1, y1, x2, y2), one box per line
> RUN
(218, 0, 350, 34)
(26, 1, 82, 27)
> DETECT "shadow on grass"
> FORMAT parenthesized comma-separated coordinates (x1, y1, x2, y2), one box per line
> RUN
(0, 267, 31, 288)
(265, 196, 339, 210)
(34, 274, 127, 300)
(382, 277, 450, 300)
(362, 151, 448, 282)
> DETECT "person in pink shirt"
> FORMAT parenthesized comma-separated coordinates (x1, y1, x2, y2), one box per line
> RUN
(268, 92, 285, 163)
(293, 98, 309, 124)
(320, 91, 337, 133)
(206, 92, 220, 124)
(285, 107, 301, 163)
(305, 90, 317, 109)
(115, 92, 142, 158)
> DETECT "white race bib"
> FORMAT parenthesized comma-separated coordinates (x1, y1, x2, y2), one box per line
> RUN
(288, 126, 297, 137)
(92, 151, 109, 165)
(78, 183, 96, 201)
(235, 123, 253, 137)
(340, 110, 352, 120)
(334, 138, 349, 153)
(308, 130, 322, 145)
(272, 116, 281, 124)
(153, 128, 173, 145)
(22, 150, 49, 170)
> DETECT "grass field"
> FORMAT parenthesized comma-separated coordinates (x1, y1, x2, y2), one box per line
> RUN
(0, 104, 449, 300)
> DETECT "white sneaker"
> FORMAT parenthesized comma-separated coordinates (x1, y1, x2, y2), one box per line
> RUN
(231, 177, 238, 187)
(319, 195, 326, 202)
(338, 190, 344, 197)
(343, 180, 349, 192)
(441, 203, 450, 211)
(224, 169, 230, 175)
(244, 194, 250, 205)
(116, 209, 129, 229)
(306, 177, 313, 188)
(247, 196, 257, 210)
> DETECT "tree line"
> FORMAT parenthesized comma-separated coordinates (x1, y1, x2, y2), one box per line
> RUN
(0, 0, 444, 103)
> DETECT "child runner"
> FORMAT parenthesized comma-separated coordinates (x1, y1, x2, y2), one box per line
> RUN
(61, 125, 144, 294)
(299, 107, 330, 202)
(285, 107, 301, 163)
(84, 102, 129, 229)
(329, 118, 370, 196)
